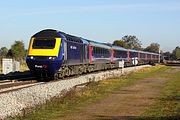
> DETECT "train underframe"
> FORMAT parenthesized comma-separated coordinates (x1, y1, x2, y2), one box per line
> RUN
(54, 63, 116, 80)
(52, 60, 158, 80)
(33, 59, 158, 80)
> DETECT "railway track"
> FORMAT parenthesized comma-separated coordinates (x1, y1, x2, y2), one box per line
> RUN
(164, 60, 180, 66)
(0, 69, 90, 94)
(0, 78, 44, 94)
(0, 68, 114, 94)
(166, 63, 180, 66)
(0, 70, 44, 94)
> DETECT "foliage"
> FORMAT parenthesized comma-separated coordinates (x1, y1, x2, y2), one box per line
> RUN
(10, 41, 26, 60)
(0, 47, 8, 57)
(0, 47, 8, 67)
(172, 46, 180, 60)
(112, 35, 142, 50)
(144, 43, 160, 53)
(6, 49, 13, 58)
(112, 40, 128, 48)
(122, 35, 142, 50)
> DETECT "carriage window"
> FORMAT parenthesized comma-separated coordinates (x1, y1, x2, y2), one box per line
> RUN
(147, 54, 151, 58)
(32, 39, 56, 49)
(114, 50, 125, 58)
(92, 46, 110, 57)
(140, 53, 146, 58)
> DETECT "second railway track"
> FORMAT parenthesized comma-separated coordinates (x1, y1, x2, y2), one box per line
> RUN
(0, 76, 44, 94)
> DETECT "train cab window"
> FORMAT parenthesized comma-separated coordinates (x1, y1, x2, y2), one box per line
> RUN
(32, 39, 56, 49)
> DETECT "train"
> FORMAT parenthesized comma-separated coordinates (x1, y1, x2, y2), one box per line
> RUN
(26, 29, 159, 80)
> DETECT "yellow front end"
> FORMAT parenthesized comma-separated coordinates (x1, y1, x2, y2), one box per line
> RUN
(28, 37, 61, 56)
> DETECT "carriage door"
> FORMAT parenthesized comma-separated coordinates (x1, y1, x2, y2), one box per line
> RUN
(64, 40, 67, 61)
(80, 44, 83, 63)
(84, 45, 88, 63)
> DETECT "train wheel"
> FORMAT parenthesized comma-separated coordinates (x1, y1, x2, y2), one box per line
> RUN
(67, 69, 71, 76)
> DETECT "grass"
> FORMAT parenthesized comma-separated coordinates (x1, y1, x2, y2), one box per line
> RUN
(141, 66, 180, 120)
(9, 65, 168, 120)
(20, 64, 29, 71)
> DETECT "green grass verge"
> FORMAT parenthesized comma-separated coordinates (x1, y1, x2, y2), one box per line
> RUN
(141, 66, 180, 120)
(20, 64, 29, 71)
(9, 65, 167, 120)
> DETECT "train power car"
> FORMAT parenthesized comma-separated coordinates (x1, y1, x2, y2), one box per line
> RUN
(26, 29, 160, 80)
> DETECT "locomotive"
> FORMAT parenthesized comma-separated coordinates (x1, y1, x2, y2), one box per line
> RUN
(26, 29, 159, 79)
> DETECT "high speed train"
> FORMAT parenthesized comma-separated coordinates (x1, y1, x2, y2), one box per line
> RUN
(26, 29, 159, 79)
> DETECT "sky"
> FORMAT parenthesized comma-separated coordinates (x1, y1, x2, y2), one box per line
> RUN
(0, 0, 179, 52)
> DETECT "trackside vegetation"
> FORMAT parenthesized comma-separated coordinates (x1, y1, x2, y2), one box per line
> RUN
(141, 66, 180, 120)
(8, 65, 179, 120)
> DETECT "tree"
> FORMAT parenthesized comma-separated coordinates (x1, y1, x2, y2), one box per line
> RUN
(122, 35, 142, 50)
(112, 40, 128, 48)
(0, 47, 8, 57)
(11, 41, 26, 61)
(172, 46, 180, 60)
(6, 49, 13, 58)
(144, 43, 160, 53)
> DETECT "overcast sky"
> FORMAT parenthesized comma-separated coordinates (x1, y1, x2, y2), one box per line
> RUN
(0, 0, 179, 52)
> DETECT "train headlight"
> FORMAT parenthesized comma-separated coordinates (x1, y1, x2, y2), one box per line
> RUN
(27, 56, 33, 59)
(48, 56, 57, 60)
(30, 56, 34, 59)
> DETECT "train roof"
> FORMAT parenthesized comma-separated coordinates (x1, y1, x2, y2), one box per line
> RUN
(80, 38, 91, 44)
(33, 29, 85, 43)
(112, 45, 128, 51)
(126, 49, 159, 55)
(32, 29, 63, 38)
(128, 49, 139, 52)
(88, 40, 111, 49)
(139, 50, 159, 55)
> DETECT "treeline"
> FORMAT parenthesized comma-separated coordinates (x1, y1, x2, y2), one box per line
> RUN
(0, 41, 26, 62)
(163, 46, 180, 60)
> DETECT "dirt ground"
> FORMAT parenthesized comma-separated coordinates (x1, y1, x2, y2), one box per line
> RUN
(56, 67, 179, 120)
